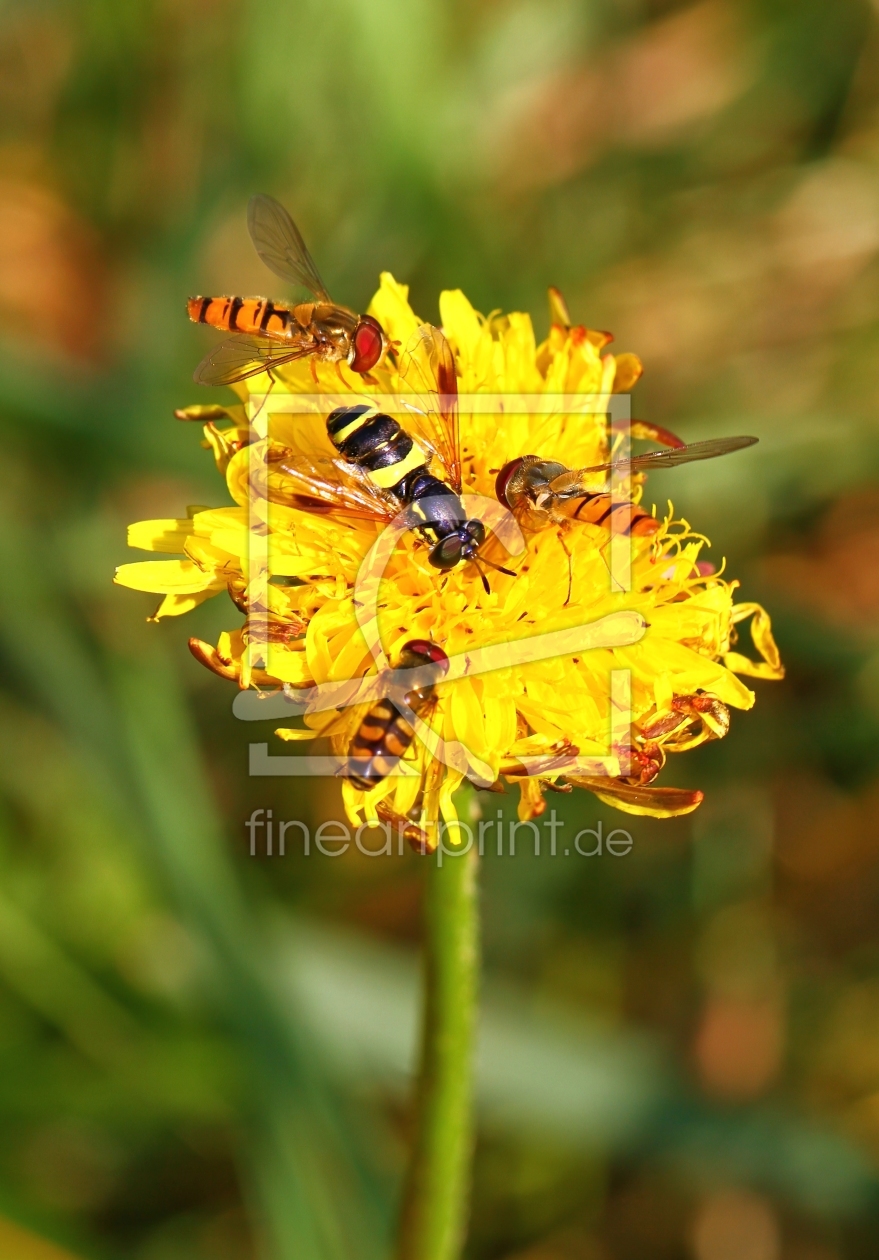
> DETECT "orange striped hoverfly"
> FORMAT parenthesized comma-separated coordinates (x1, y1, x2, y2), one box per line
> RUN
(495, 435, 758, 536)
(492, 433, 757, 604)
(344, 639, 449, 792)
(189, 194, 388, 385)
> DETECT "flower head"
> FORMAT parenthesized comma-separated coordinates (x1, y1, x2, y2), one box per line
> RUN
(116, 274, 782, 850)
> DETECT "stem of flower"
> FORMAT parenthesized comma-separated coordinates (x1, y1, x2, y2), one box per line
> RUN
(395, 839, 479, 1260)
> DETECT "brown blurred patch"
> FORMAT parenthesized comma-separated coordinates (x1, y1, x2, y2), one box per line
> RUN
(0, 10, 73, 130)
(809, 980, 879, 1109)
(197, 1206, 257, 1260)
(0, 175, 109, 364)
(20, 1121, 121, 1213)
(690, 1188, 780, 1260)
(492, 1, 751, 191)
(763, 489, 879, 636)
(341, 864, 423, 942)
(503, 1229, 608, 1260)
(603, 1177, 688, 1260)
(694, 991, 785, 1099)
(774, 775, 879, 953)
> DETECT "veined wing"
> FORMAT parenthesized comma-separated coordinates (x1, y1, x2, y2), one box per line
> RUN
(255, 450, 397, 522)
(194, 333, 312, 387)
(398, 324, 462, 492)
(247, 194, 331, 301)
(557, 436, 758, 491)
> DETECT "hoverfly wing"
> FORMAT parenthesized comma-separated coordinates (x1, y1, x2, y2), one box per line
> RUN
(399, 324, 462, 493)
(247, 194, 331, 301)
(568, 775, 703, 817)
(257, 451, 397, 523)
(194, 333, 311, 387)
(560, 436, 759, 487)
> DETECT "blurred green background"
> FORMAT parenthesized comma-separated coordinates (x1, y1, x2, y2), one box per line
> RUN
(1, 0, 879, 1257)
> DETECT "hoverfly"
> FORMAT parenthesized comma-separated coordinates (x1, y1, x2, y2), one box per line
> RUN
(255, 324, 513, 589)
(344, 639, 449, 791)
(189, 194, 388, 385)
(495, 436, 759, 536)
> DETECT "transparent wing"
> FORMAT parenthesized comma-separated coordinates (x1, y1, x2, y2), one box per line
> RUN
(550, 436, 758, 493)
(255, 450, 397, 522)
(398, 324, 462, 492)
(194, 333, 312, 387)
(247, 194, 331, 301)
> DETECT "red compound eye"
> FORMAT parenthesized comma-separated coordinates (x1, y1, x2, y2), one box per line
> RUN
(494, 458, 523, 507)
(402, 640, 449, 674)
(349, 316, 385, 373)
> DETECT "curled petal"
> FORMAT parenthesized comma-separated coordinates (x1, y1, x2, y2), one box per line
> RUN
(188, 637, 238, 681)
(727, 603, 784, 679)
(516, 777, 547, 821)
(567, 775, 704, 818)
(611, 352, 643, 393)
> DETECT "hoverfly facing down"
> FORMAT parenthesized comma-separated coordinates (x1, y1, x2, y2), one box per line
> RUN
(344, 639, 449, 793)
(255, 324, 514, 589)
(189, 194, 388, 385)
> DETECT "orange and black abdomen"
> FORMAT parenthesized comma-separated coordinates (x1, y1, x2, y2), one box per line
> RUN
(567, 493, 659, 537)
(346, 698, 415, 791)
(188, 295, 293, 338)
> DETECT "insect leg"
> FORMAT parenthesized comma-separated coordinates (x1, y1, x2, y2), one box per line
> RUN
(557, 528, 574, 605)
(248, 370, 278, 425)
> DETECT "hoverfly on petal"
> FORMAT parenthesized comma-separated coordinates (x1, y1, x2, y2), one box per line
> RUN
(495, 436, 759, 538)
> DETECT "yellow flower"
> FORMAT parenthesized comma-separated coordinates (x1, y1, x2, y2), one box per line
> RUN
(115, 274, 782, 849)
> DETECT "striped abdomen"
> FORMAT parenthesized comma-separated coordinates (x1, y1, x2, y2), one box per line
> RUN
(188, 295, 294, 339)
(346, 699, 415, 791)
(565, 493, 659, 536)
(327, 405, 429, 493)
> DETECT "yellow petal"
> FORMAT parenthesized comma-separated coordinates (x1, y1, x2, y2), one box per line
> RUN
(730, 603, 785, 678)
(367, 272, 421, 347)
(611, 352, 643, 393)
(151, 589, 221, 619)
(438, 289, 484, 363)
(127, 519, 194, 553)
(114, 559, 225, 596)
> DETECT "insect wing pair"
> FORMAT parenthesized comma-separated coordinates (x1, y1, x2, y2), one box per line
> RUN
(496, 435, 759, 532)
(254, 323, 462, 529)
(193, 194, 385, 387)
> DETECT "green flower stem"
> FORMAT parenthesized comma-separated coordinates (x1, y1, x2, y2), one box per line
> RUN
(396, 841, 480, 1260)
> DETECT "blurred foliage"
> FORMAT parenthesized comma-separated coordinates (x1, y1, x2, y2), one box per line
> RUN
(1, 0, 879, 1257)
